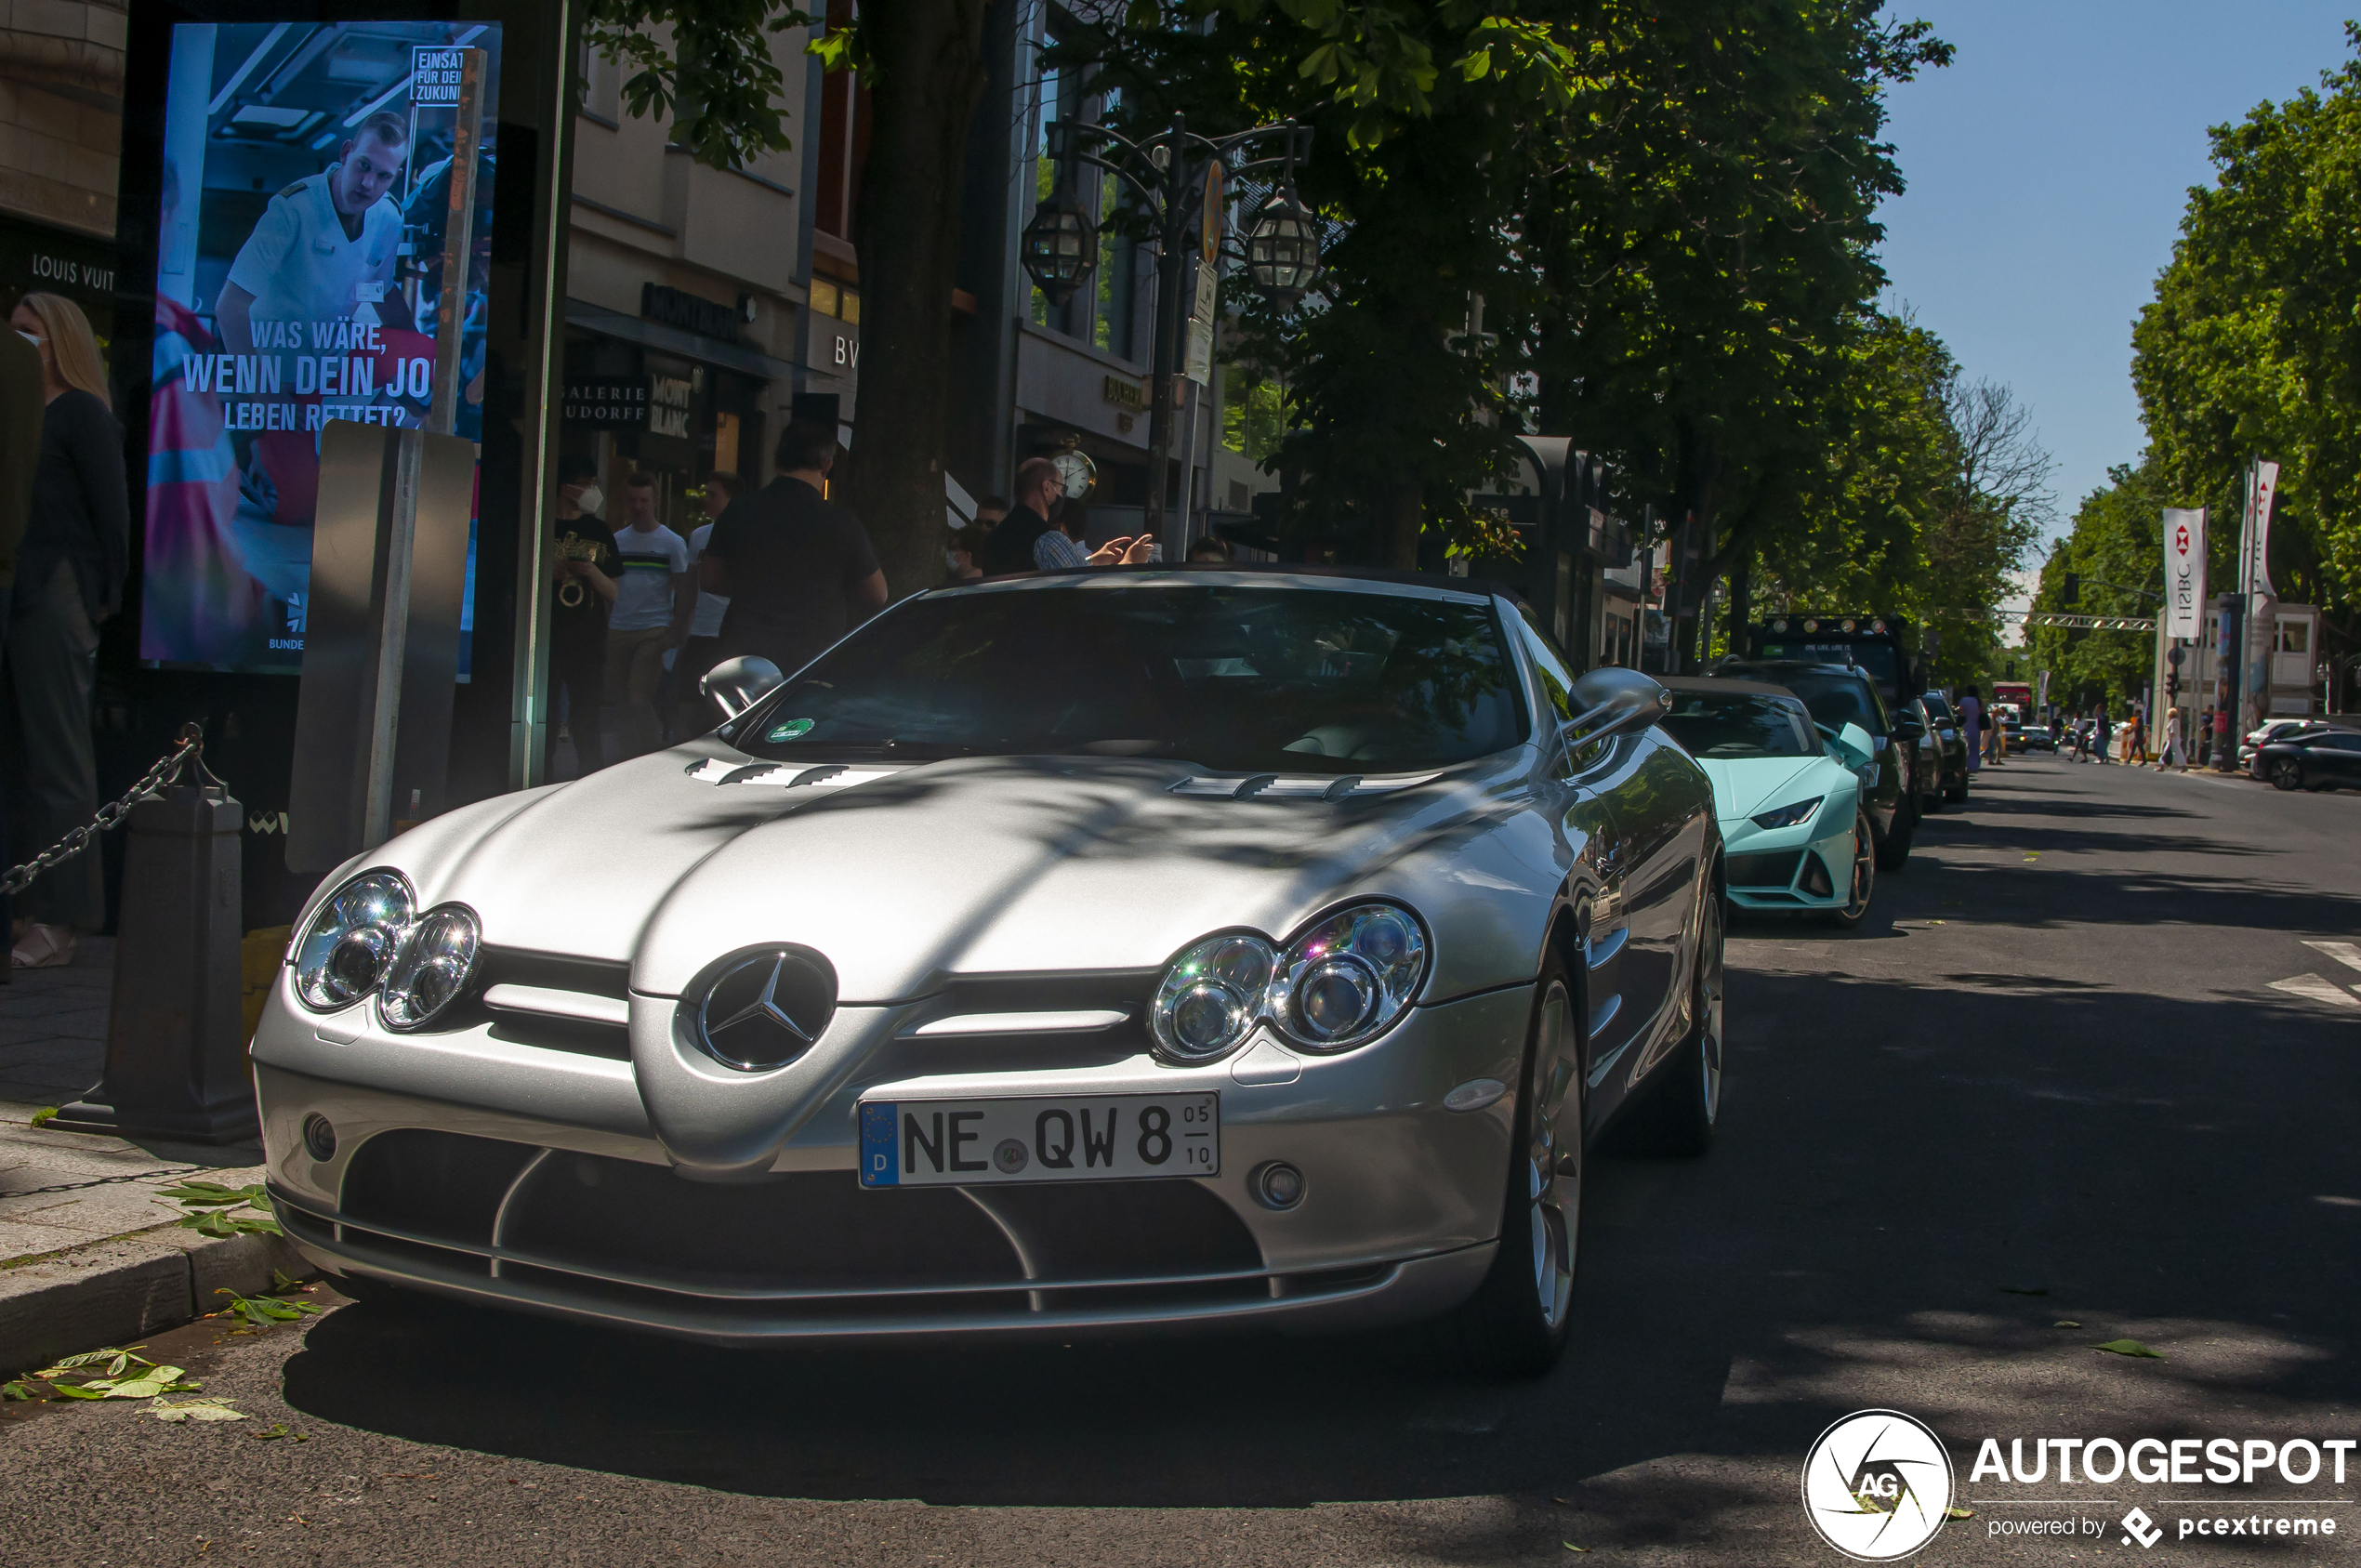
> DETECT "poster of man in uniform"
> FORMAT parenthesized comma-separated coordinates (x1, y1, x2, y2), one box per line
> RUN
(139, 20, 501, 672)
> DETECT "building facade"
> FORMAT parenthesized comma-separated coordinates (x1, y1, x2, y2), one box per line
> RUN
(0, 1, 126, 349)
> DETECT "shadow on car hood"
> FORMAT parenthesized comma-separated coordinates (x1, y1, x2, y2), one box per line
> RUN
(374, 744, 1538, 1002)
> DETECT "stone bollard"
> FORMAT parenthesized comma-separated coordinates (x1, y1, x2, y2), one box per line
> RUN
(48, 784, 257, 1144)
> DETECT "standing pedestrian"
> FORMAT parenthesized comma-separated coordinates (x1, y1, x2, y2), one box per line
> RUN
(4, 294, 127, 969)
(674, 470, 740, 734)
(2092, 699, 2111, 765)
(2156, 705, 2187, 770)
(946, 524, 989, 583)
(702, 422, 886, 677)
(978, 457, 1154, 573)
(1959, 685, 1983, 774)
(547, 455, 619, 777)
(604, 473, 692, 758)
(0, 317, 41, 980)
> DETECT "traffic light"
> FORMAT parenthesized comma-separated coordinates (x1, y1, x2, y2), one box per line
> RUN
(2062, 573, 2079, 605)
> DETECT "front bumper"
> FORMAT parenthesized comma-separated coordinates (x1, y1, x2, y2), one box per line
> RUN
(1721, 810, 1855, 911)
(251, 970, 1529, 1345)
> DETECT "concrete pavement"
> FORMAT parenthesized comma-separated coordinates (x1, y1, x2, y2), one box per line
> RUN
(1, 756, 2355, 1565)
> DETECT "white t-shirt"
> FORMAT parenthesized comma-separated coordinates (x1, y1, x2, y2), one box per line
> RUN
(687, 521, 730, 639)
(225, 171, 402, 332)
(609, 524, 689, 632)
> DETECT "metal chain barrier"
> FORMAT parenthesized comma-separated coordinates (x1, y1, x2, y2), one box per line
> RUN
(2, 722, 220, 898)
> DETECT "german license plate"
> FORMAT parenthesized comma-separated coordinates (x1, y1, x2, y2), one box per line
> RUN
(858, 1092, 1220, 1187)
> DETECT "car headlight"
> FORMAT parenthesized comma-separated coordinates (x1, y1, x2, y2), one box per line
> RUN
(1750, 796, 1824, 831)
(1149, 903, 1429, 1063)
(1151, 933, 1276, 1061)
(376, 905, 481, 1031)
(293, 871, 413, 1011)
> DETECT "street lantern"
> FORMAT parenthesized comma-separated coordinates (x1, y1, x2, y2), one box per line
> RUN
(1246, 188, 1322, 309)
(1021, 187, 1097, 307)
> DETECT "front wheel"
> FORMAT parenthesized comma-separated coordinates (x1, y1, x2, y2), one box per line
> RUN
(1825, 810, 1875, 929)
(1433, 951, 1583, 1378)
(1627, 884, 1725, 1156)
(2271, 758, 2304, 792)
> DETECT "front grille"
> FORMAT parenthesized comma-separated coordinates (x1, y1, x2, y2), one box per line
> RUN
(446, 947, 635, 1060)
(1728, 850, 1802, 889)
(317, 1128, 1276, 1323)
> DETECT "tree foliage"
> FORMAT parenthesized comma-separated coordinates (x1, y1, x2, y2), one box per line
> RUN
(582, 0, 809, 170)
(2025, 462, 2168, 710)
(2132, 22, 2361, 660)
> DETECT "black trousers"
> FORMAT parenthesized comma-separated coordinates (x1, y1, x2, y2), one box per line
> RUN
(3, 560, 105, 930)
(548, 636, 608, 777)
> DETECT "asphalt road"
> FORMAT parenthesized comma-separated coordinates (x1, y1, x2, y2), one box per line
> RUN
(6, 756, 2359, 1566)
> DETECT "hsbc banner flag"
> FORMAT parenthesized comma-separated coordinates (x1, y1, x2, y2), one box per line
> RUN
(2163, 507, 2206, 639)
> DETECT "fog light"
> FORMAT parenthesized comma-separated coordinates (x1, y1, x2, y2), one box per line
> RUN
(302, 1113, 336, 1162)
(1252, 1160, 1306, 1210)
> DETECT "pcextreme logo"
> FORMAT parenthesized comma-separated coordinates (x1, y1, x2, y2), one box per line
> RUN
(1802, 1409, 1957, 1561)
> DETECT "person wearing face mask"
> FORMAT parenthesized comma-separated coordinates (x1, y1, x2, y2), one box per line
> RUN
(547, 454, 620, 776)
(3, 293, 126, 970)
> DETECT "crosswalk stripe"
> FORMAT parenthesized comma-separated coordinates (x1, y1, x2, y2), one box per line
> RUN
(2302, 940, 2361, 974)
(2269, 974, 2361, 1008)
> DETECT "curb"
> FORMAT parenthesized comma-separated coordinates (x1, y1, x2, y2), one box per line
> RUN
(0, 1222, 314, 1377)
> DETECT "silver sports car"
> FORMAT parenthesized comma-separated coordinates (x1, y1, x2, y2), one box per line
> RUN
(253, 567, 1724, 1376)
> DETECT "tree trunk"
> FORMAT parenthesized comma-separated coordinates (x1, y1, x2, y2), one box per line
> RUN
(847, 0, 990, 600)
(1377, 478, 1423, 571)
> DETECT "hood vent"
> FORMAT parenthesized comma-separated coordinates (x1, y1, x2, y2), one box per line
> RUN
(1168, 771, 1440, 800)
(683, 758, 902, 792)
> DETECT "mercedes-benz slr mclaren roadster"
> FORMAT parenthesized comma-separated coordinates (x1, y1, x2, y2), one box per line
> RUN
(254, 567, 1726, 1376)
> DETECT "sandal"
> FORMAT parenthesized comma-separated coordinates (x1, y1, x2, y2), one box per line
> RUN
(10, 923, 76, 969)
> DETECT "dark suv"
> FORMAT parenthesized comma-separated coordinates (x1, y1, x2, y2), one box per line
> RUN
(1919, 691, 1972, 803)
(1714, 660, 1918, 870)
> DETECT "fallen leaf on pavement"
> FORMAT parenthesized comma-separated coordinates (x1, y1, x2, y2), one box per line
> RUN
(2093, 1338, 2166, 1359)
(149, 1397, 246, 1423)
(1947, 1507, 1975, 1520)
(2053, 1320, 2082, 1329)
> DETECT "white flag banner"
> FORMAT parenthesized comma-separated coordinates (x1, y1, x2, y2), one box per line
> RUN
(2241, 461, 2279, 598)
(2163, 507, 2206, 639)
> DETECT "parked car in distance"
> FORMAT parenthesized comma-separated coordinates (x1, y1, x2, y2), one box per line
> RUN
(1712, 660, 1915, 871)
(2241, 718, 2330, 769)
(1660, 679, 1877, 927)
(1896, 695, 1945, 812)
(2251, 727, 2358, 790)
(2014, 712, 2056, 753)
(1919, 691, 1971, 803)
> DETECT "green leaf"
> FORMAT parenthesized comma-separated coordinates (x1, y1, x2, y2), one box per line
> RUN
(29, 1106, 58, 1128)
(147, 1396, 245, 1423)
(2052, 1320, 2081, 1328)
(2093, 1338, 2166, 1359)
(1, 1380, 33, 1401)
(1946, 1506, 1975, 1520)
(46, 1381, 107, 1400)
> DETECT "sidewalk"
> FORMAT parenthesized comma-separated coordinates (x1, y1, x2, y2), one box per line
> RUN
(0, 939, 305, 1375)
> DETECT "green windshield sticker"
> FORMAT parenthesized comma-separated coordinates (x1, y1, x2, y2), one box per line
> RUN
(766, 718, 815, 742)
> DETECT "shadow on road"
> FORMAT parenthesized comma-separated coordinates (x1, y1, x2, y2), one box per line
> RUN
(278, 969, 2361, 1521)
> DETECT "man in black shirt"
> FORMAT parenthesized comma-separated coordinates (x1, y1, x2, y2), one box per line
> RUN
(701, 422, 886, 676)
(548, 454, 621, 775)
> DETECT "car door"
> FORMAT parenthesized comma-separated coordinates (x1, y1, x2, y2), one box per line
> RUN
(2323, 731, 2361, 784)
(1508, 606, 1648, 1130)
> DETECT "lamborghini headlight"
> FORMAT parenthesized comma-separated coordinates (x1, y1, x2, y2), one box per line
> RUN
(1749, 796, 1824, 831)
(376, 905, 481, 1032)
(293, 871, 413, 1011)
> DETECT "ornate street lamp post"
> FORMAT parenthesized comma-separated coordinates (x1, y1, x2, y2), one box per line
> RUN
(1020, 113, 1319, 545)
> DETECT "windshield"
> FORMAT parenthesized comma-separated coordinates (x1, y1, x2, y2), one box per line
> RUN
(1921, 693, 1954, 722)
(1752, 639, 1901, 694)
(732, 583, 1526, 774)
(1661, 691, 1818, 759)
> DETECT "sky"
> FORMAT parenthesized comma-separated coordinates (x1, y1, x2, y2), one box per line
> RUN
(1873, 0, 2358, 561)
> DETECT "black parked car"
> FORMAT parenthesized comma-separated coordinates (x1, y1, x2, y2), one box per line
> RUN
(1715, 660, 1917, 870)
(2254, 728, 2361, 792)
(1918, 691, 1972, 805)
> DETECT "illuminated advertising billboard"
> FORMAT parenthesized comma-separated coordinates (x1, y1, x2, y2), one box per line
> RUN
(139, 20, 500, 672)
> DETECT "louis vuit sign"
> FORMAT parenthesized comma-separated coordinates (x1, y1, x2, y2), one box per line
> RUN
(562, 378, 649, 428)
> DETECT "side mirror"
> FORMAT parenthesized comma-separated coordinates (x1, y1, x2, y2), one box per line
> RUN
(1562, 666, 1671, 748)
(701, 655, 784, 720)
(1830, 721, 1875, 769)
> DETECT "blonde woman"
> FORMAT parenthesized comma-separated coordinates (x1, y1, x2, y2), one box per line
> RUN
(6, 292, 125, 969)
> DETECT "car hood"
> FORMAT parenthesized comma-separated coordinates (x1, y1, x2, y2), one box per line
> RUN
(1692, 755, 1840, 823)
(351, 741, 1545, 1003)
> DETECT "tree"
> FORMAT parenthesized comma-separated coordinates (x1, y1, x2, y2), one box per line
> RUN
(2025, 462, 2167, 710)
(2132, 23, 2361, 665)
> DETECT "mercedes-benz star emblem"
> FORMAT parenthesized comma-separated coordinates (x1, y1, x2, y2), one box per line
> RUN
(693, 949, 836, 1071)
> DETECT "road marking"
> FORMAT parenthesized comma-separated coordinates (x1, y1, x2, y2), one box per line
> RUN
(2303, 940, 2361, 974)
(2269, 973, 2360, 1008)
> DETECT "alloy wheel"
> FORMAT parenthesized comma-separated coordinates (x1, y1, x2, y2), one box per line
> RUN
(1698, 893, 1725, 1123)
(2272, 759, 2303, 792)
(1847, 816, 1875, 916)
(1526, 980, 1579, 1332)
